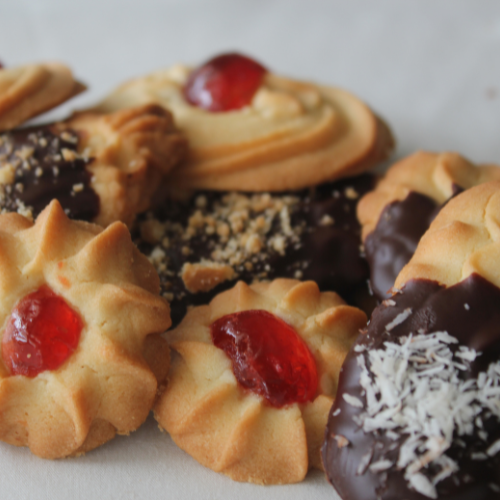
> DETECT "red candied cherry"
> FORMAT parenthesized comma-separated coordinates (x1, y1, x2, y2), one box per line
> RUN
(211, 310, 318, 408)
(2, 286, 83, 377)
(183, 53, 267, 112)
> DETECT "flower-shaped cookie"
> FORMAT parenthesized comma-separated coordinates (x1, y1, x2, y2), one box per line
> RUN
(0, 200, 171, 458)
(154, 278, 367, 484)
(94, 54, 394, 191)
(357, 151, 500, 299)
(0, 104, 187, 227)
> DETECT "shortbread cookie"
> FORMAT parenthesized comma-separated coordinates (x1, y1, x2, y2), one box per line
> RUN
(94, 53, 394, 191)
(0, 62, 85, 132)
(136, 174, 376, 325)
(155, 278, 367, 484)
(0, 200, 171, 458)
(358, 151, 500, 300)
(0, 104, 187, 227)
(323, 181, 500, 499)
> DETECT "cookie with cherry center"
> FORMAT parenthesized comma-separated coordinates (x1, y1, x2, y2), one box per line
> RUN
(95, 52, 394, 191)
(0, 200, 171, 458)
(154, 278, 367, 484)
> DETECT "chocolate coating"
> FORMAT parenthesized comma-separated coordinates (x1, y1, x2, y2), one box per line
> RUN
(365, 187, 463, 301)
(322, 273, 500, 500)
(136, 174, 375, 325)
(0, 126, 99, 221)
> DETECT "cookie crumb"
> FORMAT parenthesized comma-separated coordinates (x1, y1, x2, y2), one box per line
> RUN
(181, 261, 236, 293)
(320, 214, 334, 226)
(344, 187, 359, 200)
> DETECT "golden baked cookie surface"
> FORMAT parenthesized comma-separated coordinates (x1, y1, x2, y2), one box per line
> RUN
(154, 278, 366, 484)
(95, 63, 394, 191)
(0, 200, 171, 458)
(0, 62, 85, 132)
(395, 180, 500, 289)
(358, 151, 500, 240)
(61, 104, 187, 226)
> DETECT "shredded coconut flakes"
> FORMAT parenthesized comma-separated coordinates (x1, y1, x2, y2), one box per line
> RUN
(353, 330, 500, 498)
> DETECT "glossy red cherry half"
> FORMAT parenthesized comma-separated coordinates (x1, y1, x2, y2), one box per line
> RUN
(183, 53, 267, 112)
(211, 310, 318, 407)
(2, 286, 83, 377)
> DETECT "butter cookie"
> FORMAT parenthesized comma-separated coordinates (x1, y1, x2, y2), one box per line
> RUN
(357, 151, 500, 300)
(94, 53, 394, 191)
(0, 62, 85, 132)
(0, 104, 187, 227)
(323, 181, 500, 499)
(154, 278, 366, 484)
(0, 200, 171, 458)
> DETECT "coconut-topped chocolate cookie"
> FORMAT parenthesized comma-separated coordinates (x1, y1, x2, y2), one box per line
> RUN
(136, 174, 375, 325)
(322, 181, 500, 499)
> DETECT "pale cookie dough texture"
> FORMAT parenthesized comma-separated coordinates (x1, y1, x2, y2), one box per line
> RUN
(94, 65, 394, 191)
(395, 180, 500, 289)
(61, 104, 188, 226)
(0, 62, 85, 132)
(0, 200, 171, 458)
(154, 278, 367, 484)
(358, 151, 500, 241)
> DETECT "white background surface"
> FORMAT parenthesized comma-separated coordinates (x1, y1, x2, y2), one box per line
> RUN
(0, 1, 499, 499)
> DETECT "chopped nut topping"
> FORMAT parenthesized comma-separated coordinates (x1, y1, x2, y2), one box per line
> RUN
(62, 148, 77, 162)
(195, 194, 207, 208)
(181, 261, 236, 293)
(0, 164, 15, 184)
(0, 126, 95, 221)
(15, 146, 34, 161)
(140, 219, 166, 244)
(320, 214, 334, 226)
(344, 186, 359, 199)
(138, 191, 303, 301)
(60, 131, 78, 144)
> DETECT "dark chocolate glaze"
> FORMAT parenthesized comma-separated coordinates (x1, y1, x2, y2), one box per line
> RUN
(0, 126, 99, 221)
(322, 273, 500, 500)
(365, 186, 464, 302)
(135, 174, 375, 325)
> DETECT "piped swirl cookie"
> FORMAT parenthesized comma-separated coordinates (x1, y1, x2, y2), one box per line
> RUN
(0, 62, 85, 132)
(0, 200, 171, 458)
(154, 278, 367, 485)
(322, 181, 500, 499)
(0, 104, 187, 227)
(94, 53, 394, 191)
(357, 151, 500, 300)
